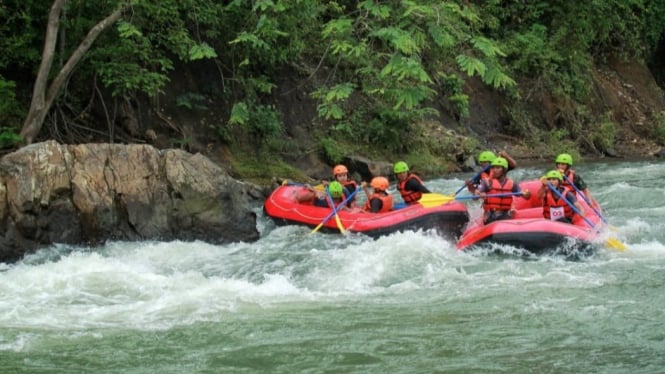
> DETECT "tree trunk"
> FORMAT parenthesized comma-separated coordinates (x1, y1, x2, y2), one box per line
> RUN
(20, 0, 127, 145)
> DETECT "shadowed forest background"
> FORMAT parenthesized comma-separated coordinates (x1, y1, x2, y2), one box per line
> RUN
(2, 0, 665, 182)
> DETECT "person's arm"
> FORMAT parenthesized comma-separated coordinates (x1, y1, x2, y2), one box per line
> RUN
(513, 182, 530, 199)
(537, 183, 547, 200)
(466, 177, 479, 193)
(474, 180, 488, 198)
(295, 188, 315, 203)
(405, 178, 430, 193)
(574, 175, 597, 206)
(567, 192, 585, 216)
(498, 150, 518, 171)
(369, 198, 383, 213)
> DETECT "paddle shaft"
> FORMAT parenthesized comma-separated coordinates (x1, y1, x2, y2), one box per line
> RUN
(454, 165, 491, 196)
(311, 187, 359, 234)
(562, 174, 608, 225)
(547, 183, 596, 229)
(325, 186, 346, 233)
(455, 192, 522, 200)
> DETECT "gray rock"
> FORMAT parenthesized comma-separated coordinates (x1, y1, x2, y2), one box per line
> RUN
(0, 141, 259, 263)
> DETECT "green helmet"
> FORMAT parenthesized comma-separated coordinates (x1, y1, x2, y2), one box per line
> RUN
(544, 170, 563, 181)
(393, 161, 409, 174)
(491, 157, 508, 169)
(328, 181, 344, 198)
(477, 151, 497, 163)
(555, 153, 573, 166)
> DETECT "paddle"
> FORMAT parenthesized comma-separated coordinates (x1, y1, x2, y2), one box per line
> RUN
(453, 164, 491, 196)
(310, 187, 360, 234)
(547, 183, 626, 251)
(561, 174, 616, 230)
(417, 192, 522, 208)
(325, 186, 346, 234)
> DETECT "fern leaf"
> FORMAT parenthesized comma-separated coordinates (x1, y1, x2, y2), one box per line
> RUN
(471, 36, 506, 58)
(229, 102, 249, 125)
(456, 55, 487, 77)
(358, 1, 391, 19)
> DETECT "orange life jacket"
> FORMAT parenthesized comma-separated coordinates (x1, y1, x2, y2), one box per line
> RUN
(543, 187, 574, 220)
(482, 178, 515, 212)
(397, 173, 425, 204)
(363, 192, 393, 213)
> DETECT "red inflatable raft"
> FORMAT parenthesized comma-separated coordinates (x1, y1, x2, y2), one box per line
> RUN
(264, 185, 469, 239)
(456, 180, 605, 254)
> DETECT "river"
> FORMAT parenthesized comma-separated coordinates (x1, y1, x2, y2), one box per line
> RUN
(1, 160, 664, 373)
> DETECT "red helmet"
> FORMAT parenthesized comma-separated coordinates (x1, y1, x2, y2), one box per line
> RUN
(370, 176, 389, 191)
(333, 165, 348, 176)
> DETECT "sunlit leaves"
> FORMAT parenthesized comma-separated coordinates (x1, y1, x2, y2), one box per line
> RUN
(189, 43, 217, 60)
(380, 55, 432, 83)
(117, 21, 142, 38)
(456, 55, 487, 77)
(358, 0, 391, 19)
(228, 102, 250, 125)
(471, 36, 506, 57)
(371, 27, 420, 55)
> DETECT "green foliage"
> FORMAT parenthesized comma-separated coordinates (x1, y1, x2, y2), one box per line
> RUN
(653, 112, 665, 145)
(312, 83, 355, 120)
(0, 126, 22, 149)
(0, 77, 23, 145)
(228, 101, 283, 145)
(592, 112, 618, 151)
(176, 93, 208, 111)
(319, 137, 346, 165)
(1, 0, 663, 167)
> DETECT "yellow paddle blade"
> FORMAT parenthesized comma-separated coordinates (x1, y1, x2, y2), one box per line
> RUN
(418, 193, 456, 208)
(310, 221, 325, 234)
(334, 212, 346, 234)
(605, 236, 627, 251)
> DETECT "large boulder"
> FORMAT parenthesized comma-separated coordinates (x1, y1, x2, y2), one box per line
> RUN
(0, 141, 259, 263)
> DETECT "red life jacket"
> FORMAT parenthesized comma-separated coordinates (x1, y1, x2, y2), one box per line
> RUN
(397, 173, 425, 204)
(482, 178, 515, 212)
(543, 187, 574, 220)
(363, 192, 393, 213)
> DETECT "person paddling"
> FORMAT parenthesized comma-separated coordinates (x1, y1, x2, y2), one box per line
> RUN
(467, 150, 518, 193)
(362, 177, 393, 213)
(394, 161, 430, 205)
(474, 157, 531, 225)
(296, 181, 347, 209)
(554, 153, 597, 207)
(537, 170, 585, 224)
(331, 164, 359, 208)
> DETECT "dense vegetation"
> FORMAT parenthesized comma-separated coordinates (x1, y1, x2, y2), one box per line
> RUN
(1, 1, 665, 176)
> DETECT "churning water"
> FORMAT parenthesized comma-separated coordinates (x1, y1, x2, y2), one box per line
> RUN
(1, 160, 664, 373)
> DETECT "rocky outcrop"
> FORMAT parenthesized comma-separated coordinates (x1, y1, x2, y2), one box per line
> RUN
(0, 141, 260, 263)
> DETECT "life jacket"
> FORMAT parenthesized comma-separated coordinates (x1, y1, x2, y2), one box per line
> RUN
(397, 173, 425, 204)
(363, 192, 393, 213)
(561, 168, 576, 191)
(482, 178, 514, 212)
(543, 187, 574, 221)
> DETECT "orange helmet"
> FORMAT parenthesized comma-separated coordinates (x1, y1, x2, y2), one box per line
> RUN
(333, 164, 348, 176)
(370, 176, 390, 191)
